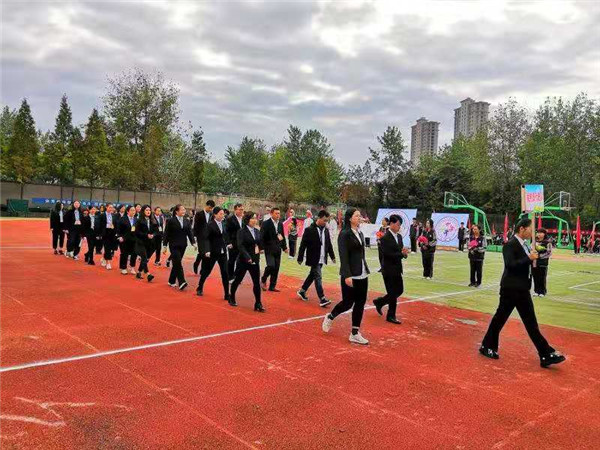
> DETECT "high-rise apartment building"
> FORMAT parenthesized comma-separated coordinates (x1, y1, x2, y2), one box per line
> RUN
(454, 97, 490, 138)
(410, 117, 439, 165)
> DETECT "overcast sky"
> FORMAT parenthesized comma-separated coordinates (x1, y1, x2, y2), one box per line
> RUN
(2, 0, 599, 165)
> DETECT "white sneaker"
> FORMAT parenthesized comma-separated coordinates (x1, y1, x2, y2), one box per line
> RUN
(349, 332, 369, 345)
(539, 294, 545, 298)
(73, 256, 79, 261)
(121, 269, 128, 275)
(168, 282, 177, 288)
(65, 252, 72, 258)
(106, 263, 112, 270)
(101, 259, 106, 267)
(129, 267, 137, 275)
(322, 315, 333, 333)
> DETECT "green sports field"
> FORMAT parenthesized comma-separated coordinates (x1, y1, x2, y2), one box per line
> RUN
(278, 245, 600, 334)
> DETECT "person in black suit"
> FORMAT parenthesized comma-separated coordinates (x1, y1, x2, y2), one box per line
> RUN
(82, 205, 102, 265)
(163, 204, 196, 290)
(230, 211, 265, 311)
(98, 203, 118, 271)
(419, 219, 437, 279)
(64, 200, 83, 260)
(197, 207, 231, 299)
(480, 217, 566, 368)
(151, 207, 165, 266)
(468, 224, 486, 287)
(226, 203, 244, 282)
(372, 214, 408, 324)
(297, 210, 336, 307)
(409, 218, 419, 253)
(116, 205, 138, 275)
(260, 207, 288, 291)
(458, 222, 466, 252)
(192, 200, 215, 275)
(50, 201, 66, 255)
(322, 208, 370, 345)
(134, 205, 157, 282)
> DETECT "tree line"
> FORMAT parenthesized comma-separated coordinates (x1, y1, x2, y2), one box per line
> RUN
(1, 68, 598, 225)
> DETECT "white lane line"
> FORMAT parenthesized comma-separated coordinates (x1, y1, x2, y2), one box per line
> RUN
(569, 280, 600, 289)
(542, 298, 600, 308)
(0, 288, 480, 374)
(0, 246, 51, 250)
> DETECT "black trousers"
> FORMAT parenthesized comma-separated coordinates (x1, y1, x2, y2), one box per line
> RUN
(52, 229, 65, 250)
(262, 251, 281, 289)
(119, 241, 136, 270)
(532, 266, 548, 295)
(231, 260, 262, 307)
(458, 239, 465, 251)
(470, 259, 483, 285)
(168, 244, 187, 285)
(95, 237, 103, 254)
(331, 277, 369, 328)
(86, 235, 102, 262)
(301, 264, 325, 299)
(227, 248, 239, 281)
(152, 236, 162, 263)
(410, 237, 417, 253)
(136, 243, 152, 274)
(422, 252, 434, 277)
(481, 288, 554, 356)
(288, 238, 297, 258)
(198, 252, 229, 297)
(67, 228, 82, 256)
(103, 231, 116, 261)
(379, 274, 403, 319)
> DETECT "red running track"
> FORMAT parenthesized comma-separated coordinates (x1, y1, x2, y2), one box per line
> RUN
(1, 220, 599, 449)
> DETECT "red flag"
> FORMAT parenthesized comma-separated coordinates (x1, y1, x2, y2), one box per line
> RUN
(492, 223, 496, 234)
(576, 215, 581, 249)
(466, 216, 471, 229)
(503, 213, 509, 243)
(537, 214, 542, 228)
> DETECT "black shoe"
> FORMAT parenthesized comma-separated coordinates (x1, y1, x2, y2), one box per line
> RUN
(54, 250, 58, 255)
(196, 289, 203, 296)
(224, 294, 231, 302)
(260, 281, 267, 291)
(319, 298, 332, 307)
(373, 298, 384, 316)
(228, 298, 238, 307)
(479, 346, 499, 360)
(58, 250, 64, 255)
(386, 317, 402, 324)
(540, 352, 566, 368)
(193, 260, 199, 274)
(179, 281, 188, 291)
(136, 272, 142, 279)
(254, 304, 265, 312)
(166, 260, 171, 268)
(468, 283, 475, 287)
(87, 261, 95, 266)
(147, 274, 154, 283)
(268, 288, 281, 293)
(297, 290, 309, 301)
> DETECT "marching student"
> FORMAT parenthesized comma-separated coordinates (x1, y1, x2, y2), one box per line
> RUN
(260, 207, 288, 292)
(296, 210, 336, 307)
(50, 201, 66, 255)
(480, 217, 566, 368)
(95, 204, 105, 255)
(532, 227, 552, 297)
(134, 203, 142, 219)
(409, 218, 419, 253)
(322, 208, 370, 345)
(64, 200, 84, 260)
(377, 217, 389, 267)
(192, 200, 215, 275)
(468, 224, 486, 287)
(226, 203, 244, 282)
(197, 207, 231, 300)
(163, 204, 195, 290)
(152, 207, 165, 266)
(134, 205, 156, 282)
(116, 205, 137, 275)
(419, 219, 437, 279)
(303, 210, 313, 229)
(117, 204, 126, 219)
(230, 212, 264, 310)
(99, 203, 117, 270)
(458, 222, 466, 252)
(287, 218, 299, 259)
(82, 205, 102, 265)
(372, 214, 408, 324)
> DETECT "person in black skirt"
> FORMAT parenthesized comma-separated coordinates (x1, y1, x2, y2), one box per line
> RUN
(468, 224, 486, 287)
(322, 208, 370, 345)
(134, 205, 157, 282)
(64, 200, 83, 260)
(163, 204, 196, 290)
(50, 201, 66, 255)
(116, 205, 138, 275)
(82, 205, 102, 265)
(532, 227, 552, 297)
(230, 211, 265, 311)
(419, 219, 437, 279)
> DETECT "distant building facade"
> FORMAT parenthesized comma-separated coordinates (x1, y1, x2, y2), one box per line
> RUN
(454, 97, 490, 138)
(410, 117, 439, 165)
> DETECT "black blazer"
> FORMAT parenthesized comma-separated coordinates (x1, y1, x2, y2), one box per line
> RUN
(82, 214, 102, 238)
(500, 236, 532, 290)
(420, 229, 437, 254)
(193, 210, 212, 252)
(64, 208, 83, 232)
(468, 235, 486, 261)
(260, 218, 287, 254)
(135, 217, 158, 246)
(98, 212, 118, 237)
(50, 210, 65, 230)
(379, 230, 407, 276)
(298, 223, 335, 266)
(409, 224, 419, 239)
(203, 220, 229, 256)
(237, 226, 262, 265)
(338, 228, 370, 278)
(458, 227, 466, 241)
(152, 214, 166, 238)
(226, 214, 243, 250)
(163, 216, 195, 248)
(116, 215, 137, 243)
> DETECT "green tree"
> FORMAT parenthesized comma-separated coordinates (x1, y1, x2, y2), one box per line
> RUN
(369, 126, 408, 204)
(81, 109, 111, 193)
(42, 95, 74, 183)
(5, 99, 39, 183)
(108, 133, 138, 190)
(188, 129, 208, 196)
(225, 137, 269, 196)
(0, 106, 16, 180)
(69, 127, 85, 184)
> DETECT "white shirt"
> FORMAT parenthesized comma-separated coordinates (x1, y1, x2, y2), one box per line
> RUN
(304, 217, 313, 229)
(205, 210, 211, 223)
(236, 215, 243, 228)
(177, 216, 184, 229)
(318, 226, 326, 265)
(247, 225, 257, 240)
(74, 210, 80, 223)
(90, 215, 95, 229)
(351, 228, 369, 279)
(515, 235, 530, 255)
(155, 215, 162, 230)
(59, 210, 63, 222)
(216, 220, 224, 253)
(107, 213, 113, 227)
(390, 229, 400, 244)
